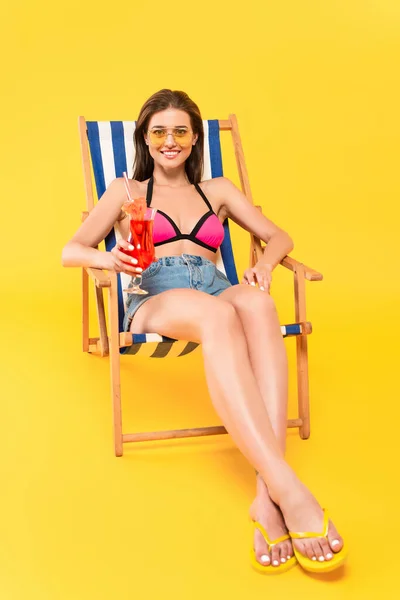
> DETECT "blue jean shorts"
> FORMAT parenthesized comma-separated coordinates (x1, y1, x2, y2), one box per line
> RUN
(123, 253, 232, 332)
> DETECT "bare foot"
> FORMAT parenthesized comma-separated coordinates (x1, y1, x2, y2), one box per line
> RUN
(279, 483, 345, 563)
(250, 477, 294, 568)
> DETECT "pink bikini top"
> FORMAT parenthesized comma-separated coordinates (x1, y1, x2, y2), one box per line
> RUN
(146, 176, 224, 253)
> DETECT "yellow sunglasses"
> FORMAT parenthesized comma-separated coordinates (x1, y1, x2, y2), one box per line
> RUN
(147, 127, 194, 148)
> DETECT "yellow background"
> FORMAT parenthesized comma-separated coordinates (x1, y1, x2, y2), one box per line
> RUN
(1, 1, 399, 598)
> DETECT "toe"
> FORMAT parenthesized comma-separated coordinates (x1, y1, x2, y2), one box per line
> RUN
(257, 552, 271, 566)
(271, 545, 281, 568)
(312, 540, 325, 563)
(278, 543, 287, 565)
(328, 522, 344, 553)
(304, 540, 317, 562)
(254, 528, 271, 566)
(294, 539, 315, 562)
(283, 541, 293, 561)
(319, 537, 333, 561)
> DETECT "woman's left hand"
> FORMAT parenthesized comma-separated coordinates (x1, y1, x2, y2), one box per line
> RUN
(241, 263, 273, 293)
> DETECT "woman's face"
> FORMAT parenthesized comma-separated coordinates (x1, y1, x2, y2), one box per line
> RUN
(144, 109, 198, 170)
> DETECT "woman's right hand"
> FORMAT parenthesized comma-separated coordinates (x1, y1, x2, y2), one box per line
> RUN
(106, 240, 143, 275)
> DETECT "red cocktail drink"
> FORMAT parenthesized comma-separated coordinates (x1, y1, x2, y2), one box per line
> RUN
(121, 218, 156, 271)
(120, 200, 157, 294)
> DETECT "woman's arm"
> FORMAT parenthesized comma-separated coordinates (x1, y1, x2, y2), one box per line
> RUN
(212, 177, 294, 291)
(215, 177, 294, 267)
(61, 178, 139, 271)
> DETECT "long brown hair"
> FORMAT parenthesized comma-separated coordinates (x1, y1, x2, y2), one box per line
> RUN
(132, 89, 204, 184)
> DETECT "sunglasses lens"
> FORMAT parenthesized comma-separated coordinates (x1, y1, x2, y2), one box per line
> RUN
(148, 129, 165, 146)
(173, 129, 192, 147)
(148, 128, 192, 147)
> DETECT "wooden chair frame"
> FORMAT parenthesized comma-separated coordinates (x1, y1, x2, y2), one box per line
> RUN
(78, 114, 323, 456)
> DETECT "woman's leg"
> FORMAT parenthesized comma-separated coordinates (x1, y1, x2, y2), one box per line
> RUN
(220, 284, 344, 563)
(219, 285, 292, 566)
(218, 286, 288, 450)
(131, 288, 344, 563)
(131, 289, 287, 479)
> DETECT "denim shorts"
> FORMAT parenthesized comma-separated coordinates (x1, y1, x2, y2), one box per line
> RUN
(123, 253, 232, 332)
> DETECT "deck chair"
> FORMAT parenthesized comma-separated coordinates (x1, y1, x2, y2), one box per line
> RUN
(78, 115, 323, 456)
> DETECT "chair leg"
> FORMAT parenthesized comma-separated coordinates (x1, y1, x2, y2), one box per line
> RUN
(296, 335, 310, 439)
(108, 272, 123, 457)
(95, 286, 109, 357)
(110, 342, 123, 456)
(82, 268, 89, 352)
(294, 263, 311, 439)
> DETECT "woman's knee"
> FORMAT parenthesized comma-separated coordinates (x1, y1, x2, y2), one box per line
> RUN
(228, 286, 277, 316)
(202, 300, 241, 337)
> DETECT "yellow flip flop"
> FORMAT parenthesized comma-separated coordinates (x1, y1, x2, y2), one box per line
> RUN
(250, 520, 298, 574)
(289, 508, 348, 573)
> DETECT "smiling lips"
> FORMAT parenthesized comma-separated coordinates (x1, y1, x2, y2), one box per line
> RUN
(161, 151, 180, 159)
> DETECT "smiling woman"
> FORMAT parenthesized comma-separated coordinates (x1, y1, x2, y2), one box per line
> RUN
(61, 88, 346, 575)
(133, 89, 203, 183)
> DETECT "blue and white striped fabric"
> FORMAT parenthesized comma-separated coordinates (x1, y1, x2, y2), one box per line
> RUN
(119, 324, 307, 359)
(86, 120, 239, 357)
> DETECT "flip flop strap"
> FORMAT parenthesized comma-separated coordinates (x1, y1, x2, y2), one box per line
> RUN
(289, 508, 330, 540)
(253, 521, 290, 549)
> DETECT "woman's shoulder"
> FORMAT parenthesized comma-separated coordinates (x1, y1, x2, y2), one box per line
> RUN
(112, 177, 145, 192)
(199, 176, 237, 201)
(198, 176, 233, 195)
(198, 177, 234, 219)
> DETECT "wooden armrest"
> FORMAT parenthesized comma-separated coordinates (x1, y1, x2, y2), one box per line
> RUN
(253, 205, 323, 281)
(85, 267, 111, 288)
(280, 255, 323, 281)
(252, 231, 323, 281)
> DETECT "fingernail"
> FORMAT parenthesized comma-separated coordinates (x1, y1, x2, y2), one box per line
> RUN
(131, 258, 137, 264)
(128, 245, 134, 250)
(287, 555, 291, 560)
(331, 540, 340, 547)
(280, 557, 286, 563)
(250, 282, 256, 286)
(260, 554, 270, 564)
(326, 553, 332, 559)
(136, 268, 143, 272)
(318, 556, 325, 562)
(260, 286, 265, 291)
(272, 560, 279, 566)
(137, 244, 141, 249)
(312, 556, 317, 561)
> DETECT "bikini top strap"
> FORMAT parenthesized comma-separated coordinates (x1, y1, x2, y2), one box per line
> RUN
(194, 182, 214, 212)
(146, 175, 154, 207)
(147, 176, 213, 212)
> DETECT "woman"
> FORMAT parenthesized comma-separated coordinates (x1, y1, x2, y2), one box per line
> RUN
(62, 89, 346, 574)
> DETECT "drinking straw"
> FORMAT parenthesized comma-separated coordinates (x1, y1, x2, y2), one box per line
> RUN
(122, 172, 133, 201)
